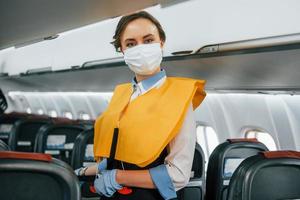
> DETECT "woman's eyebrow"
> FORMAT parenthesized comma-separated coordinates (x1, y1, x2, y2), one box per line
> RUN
(124, 38, 136, 42)
(125, 34, 154, 42)
(143, 34, 154, 39)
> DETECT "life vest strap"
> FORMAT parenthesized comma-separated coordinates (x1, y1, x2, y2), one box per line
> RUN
(108, 127, 119, 169)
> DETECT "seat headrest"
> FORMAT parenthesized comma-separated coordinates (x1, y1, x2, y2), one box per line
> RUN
(0, 151, 52, 162)
(261, 151, 300, 159)
(0, 112, 28, 119)
(227, 138, 259, 143)
(28, 115, 50, 120)
(1, 112, 51, 121)
(51, 117, 75, 124)
(75, 119, 95, 124)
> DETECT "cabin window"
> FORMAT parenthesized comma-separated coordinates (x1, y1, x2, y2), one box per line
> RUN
(37, 109, 44, 115)
(196, 125, 219, 164)
(48, 110, 58, 118)
(26, 108, 32, 114)
(63, 111, 73, 119)
(245, 130, 277, 151)
(79, 112, 90, 120)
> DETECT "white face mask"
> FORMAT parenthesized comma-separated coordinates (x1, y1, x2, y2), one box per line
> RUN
(123, 43, 163, 75)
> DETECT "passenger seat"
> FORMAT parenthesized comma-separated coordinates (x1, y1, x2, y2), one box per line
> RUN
(0, 151, 80, 200)
(227, 151, 300, 200)
(8, 117, 51, 152)
(0, 112, 29, 144)
(71, 128, 101, 198)
(71, 128, 95, 169)
(205, 138, 268, 200)
(75, 119, 95, 129)
(34, 123, 86, 166)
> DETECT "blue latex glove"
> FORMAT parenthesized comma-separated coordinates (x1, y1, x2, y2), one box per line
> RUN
(94, 169, 123, 197)
(97, 158, 107, 173)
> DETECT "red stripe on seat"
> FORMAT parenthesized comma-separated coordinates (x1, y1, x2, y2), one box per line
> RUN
(51, 117, 74, 124)
(0, 151, 52, 162)
(227, 138, 259, 143)
(262, 151, 300, 159)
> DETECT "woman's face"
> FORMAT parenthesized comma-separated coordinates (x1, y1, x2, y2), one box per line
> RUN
(120, 18, 164, 52)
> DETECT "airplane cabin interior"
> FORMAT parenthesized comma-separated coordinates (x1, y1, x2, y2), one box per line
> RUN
(0, 1, 300, 200)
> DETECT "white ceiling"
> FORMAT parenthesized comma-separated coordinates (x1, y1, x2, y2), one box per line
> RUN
(0, 0, 164, 50)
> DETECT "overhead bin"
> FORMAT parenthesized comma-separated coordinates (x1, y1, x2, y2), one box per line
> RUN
(1, 33, 300, 94)
(197, 33, 300, 54)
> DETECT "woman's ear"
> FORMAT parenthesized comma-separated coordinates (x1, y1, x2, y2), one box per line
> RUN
(119, 46, 124, 54)
(160, 41, 165, 48)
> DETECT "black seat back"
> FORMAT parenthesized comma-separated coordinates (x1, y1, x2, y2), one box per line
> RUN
(177, 143, 205, 200)
(205, 138, 268, 200)
(0, 151, 80, 200)
(75, 119, 95, 129)
(71, 128, 95, 169)
(0, 139, 10, 151)
(34, 124, 86, 166)
(227, 151, 300, 200)
(0, 89, 7, 114)
(8, 118, 51, 152)
(0, 112, 28, 144)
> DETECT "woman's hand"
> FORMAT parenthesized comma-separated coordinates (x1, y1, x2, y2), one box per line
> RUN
(74, 158, 107, 176)
(74, 166, 88, 176)
(94, 169, 123, 197)
(92, 158, 124, 197)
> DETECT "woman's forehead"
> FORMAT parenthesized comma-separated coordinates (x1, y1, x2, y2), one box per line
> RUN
(121, 18, 159, 41)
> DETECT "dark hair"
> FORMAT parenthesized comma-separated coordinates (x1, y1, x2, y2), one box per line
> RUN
(111, 11, 166, 52)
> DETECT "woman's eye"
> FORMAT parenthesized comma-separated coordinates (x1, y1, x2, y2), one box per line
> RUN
(144, 39, 154, 44)
(126, 43, 135, 48)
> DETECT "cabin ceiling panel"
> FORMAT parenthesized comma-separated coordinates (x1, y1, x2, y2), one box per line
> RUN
(0, 0, 160, 50)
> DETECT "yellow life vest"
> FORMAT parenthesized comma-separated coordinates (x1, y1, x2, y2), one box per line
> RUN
(94, 77, 206, 167)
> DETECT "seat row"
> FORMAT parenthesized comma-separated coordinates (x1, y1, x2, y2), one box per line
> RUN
(0, 112, 205, 199)
(0, 112, 94, 144)
(0, 133, 204, 200)
(1, 112, 300, 200)
(2, 136, 300, 200)
(0, 112, 94, 168)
